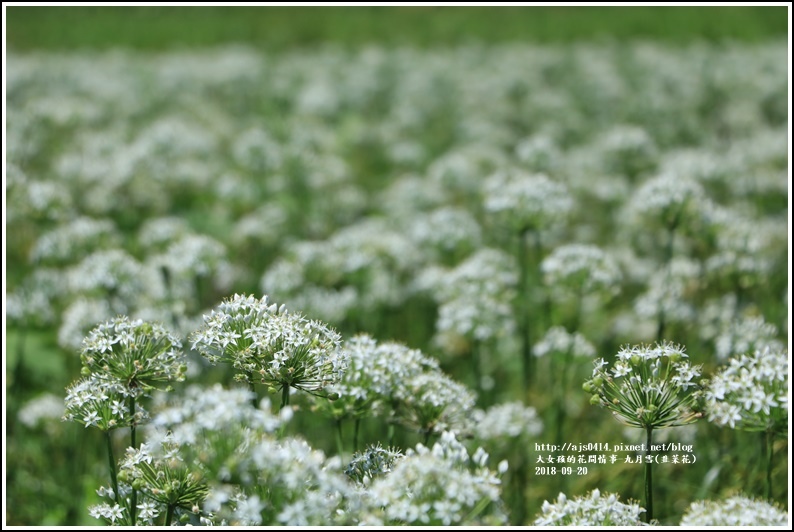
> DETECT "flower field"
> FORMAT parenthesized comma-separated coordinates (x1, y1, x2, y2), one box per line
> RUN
(5, 21, 790, 526)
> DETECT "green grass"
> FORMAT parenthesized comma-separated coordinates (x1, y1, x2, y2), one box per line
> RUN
(6, 6, 788, 51)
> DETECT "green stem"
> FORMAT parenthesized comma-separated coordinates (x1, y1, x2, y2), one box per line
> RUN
(335, 419, 345, 457)
(281, 384, 290, 410)
(353, 418, 361, 451)
(105, 432, 119, 505)
(554, 348, 574, 449)
(165, 504, 175, 527)
(518, 228, 533, 393)
(248, 372, 257, 408)
(657, 217, 679, 342)
(765, 430, 774, 500)
(129, 396, 138, 525)
(423, 429, 432, 446)
(12, 326, 27, 394)
(472, 341, 487, 401)
(645, 426, 653, 523)
(387, 422, 395, 447)
(470, 344, 480, 395)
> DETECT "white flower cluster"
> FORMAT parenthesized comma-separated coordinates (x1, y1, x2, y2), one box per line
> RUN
(6, 272, 58, 327)
(472, 401, 544, 441)
(310, 334, 440, 421)
(147, 233, 233, 300)
(430, 145, 506, 199)
(191, 294, 345, 393)
(67, 249, 144, 313)
(600, 124, 657, 179)
(30, 216, 120, 266)
(63, 316, 185, 434)
(81, 316, 186, 393)
(57, 298, 114, 351)
(713, 315, 784, 361)
(542, 244, 622, 297)
(345, 443, 404, 485)
(150, 384, 284, 447)
(63, 377, 146, 431)
(408, 206, 482, 260)
(679, 495, 788, 526)
(261, 218, 422, 322)
(482, 169, 573, 232)
(585, 342, 702, 429)
(705, 208, 785, 286)
(364, 432, 508, 526)
(18, 393, 65, 429)
(634, 257, 701, 325)
(534, 489, 646, 526)
(626, 172, 706, 230)
(136, 216, 191, 252)
(533, 326, 596, 359)
(704, 347, 788, 433)
(428, 248, 518, 349)
(396, 372, 476, 436)
(205, 436, 349, 526)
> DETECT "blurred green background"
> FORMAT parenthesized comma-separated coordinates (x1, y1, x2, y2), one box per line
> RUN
(5, 4, 789, 527)
(6, 6, 788, 51)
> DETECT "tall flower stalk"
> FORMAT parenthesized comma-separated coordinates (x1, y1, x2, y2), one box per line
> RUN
(584, 342, 702, 522)
(482, 169, 573, 393)
(65, 317, 186, 525)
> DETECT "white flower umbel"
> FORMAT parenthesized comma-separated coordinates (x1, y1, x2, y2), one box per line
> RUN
(150, 384, 284, 448)
(408, 206, 482, 263)
(81, 316, 186, 396)
(533, 326, 596, 360)
(626, 172, 706, 236)
(429, 248, 518, 356)
(713, 315, 784, 362)
(309, 334, 439, 428)
(67, 249, 145, 314)
(680, 495, 788, 526)
(345, 443, 404, 485)
(116, 436, 208, 526)
(365, 432, 508, 526)
(18, 393, 65, 430)
(147, 233, 233, 306)
(482, 169, 573, 233)
(30, 216, 120, 267)
(705, 347, 787, 434)
(542, 244, 622, 296)
(634, 257, 702, 340)
(600, 124, 657, 179)
(190, 294, 345, 407)
(396, 372, 476, 440)
(472, 401, 544, 443)
(63, 376, 145, 431)
(534, 489, 646, 526)
(585, 342, 702, 429)
(57, 298, 115, 352)
(202, 435, 351, 526)
(704, 347, 787, 500)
